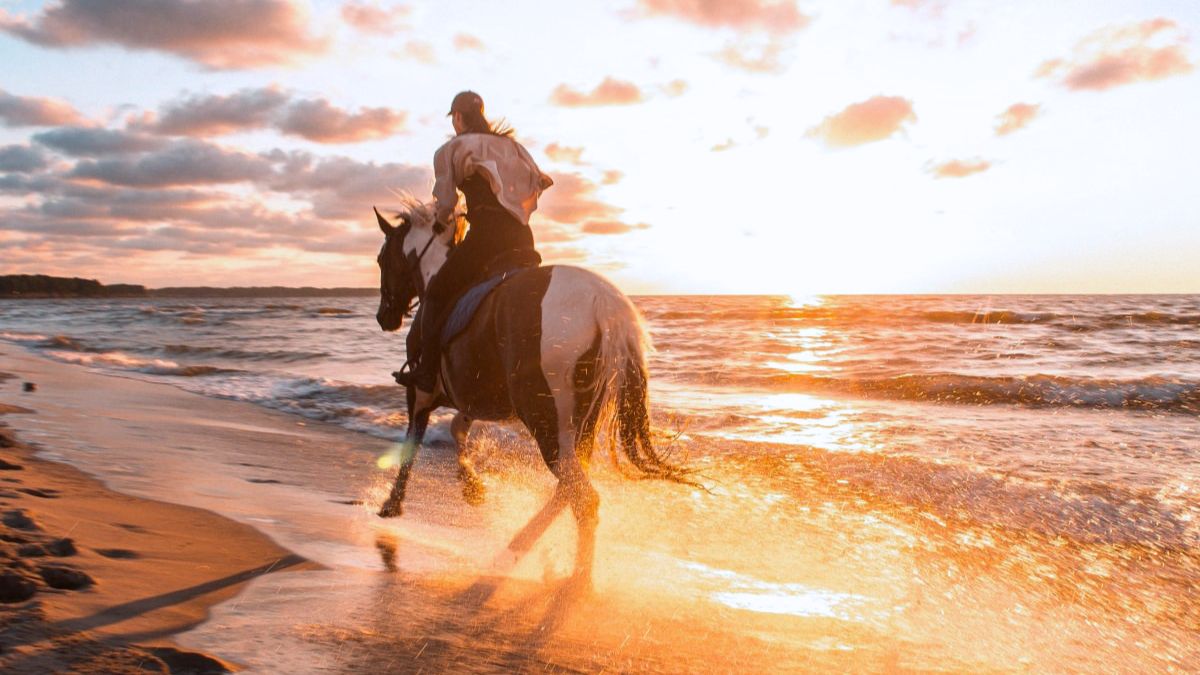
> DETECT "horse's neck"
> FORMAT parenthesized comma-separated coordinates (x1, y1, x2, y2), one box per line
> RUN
(419, 241, 450, 288)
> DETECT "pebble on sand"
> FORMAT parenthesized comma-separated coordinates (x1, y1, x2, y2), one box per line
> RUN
(38, 565, 94, 590)
(0, 570, 36, 603)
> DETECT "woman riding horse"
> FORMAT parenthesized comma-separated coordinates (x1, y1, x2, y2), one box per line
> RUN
(393, 91, 553, 394)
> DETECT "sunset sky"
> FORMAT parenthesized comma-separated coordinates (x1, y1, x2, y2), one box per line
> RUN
(1, 0, 1197, 294)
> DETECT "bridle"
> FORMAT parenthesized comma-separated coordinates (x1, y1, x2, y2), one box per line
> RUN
(381, 215, 453, 318)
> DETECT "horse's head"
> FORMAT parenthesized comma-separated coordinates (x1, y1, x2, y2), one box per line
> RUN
(374, 201, 460, 332)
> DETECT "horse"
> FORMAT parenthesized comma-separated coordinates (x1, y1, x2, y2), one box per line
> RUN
(373, 201, 690, 584)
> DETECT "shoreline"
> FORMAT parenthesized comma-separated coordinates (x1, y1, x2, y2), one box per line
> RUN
(0, 368, 318, 673)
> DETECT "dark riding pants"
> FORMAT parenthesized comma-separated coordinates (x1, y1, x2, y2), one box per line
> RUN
(411, 208, 539, 390)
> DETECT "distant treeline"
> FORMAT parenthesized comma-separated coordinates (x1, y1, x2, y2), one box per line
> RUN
(1, 275, 376, 299)
(0, 275, 146, 298)
(151, 286, 376, 298)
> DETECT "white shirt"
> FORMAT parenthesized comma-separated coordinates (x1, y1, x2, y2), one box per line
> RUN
(432, 133, 553, 227)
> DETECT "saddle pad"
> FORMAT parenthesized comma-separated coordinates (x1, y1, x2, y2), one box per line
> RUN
(442, 266, 531, 345)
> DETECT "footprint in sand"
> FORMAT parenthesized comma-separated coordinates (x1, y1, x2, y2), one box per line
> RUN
(246, 478, 282, 484)
(0, 458, 22, 470)
(0, 570, 37, 603)
(17, 538, 76, 558)
(39, 565, 94, 590)
(95, 548, 141, 560)
(2, 509, 40, 531)
(17, 487, 60, 499)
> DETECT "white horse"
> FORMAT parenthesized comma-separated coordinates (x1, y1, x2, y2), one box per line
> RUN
(374, 202, 691, 584)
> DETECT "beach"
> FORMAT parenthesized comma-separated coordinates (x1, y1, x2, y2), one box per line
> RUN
(0, 366, 310, 672)
(1, 294, 1198, 672)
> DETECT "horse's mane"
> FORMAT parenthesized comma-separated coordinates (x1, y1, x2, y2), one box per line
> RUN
(391, 192, 465, 245)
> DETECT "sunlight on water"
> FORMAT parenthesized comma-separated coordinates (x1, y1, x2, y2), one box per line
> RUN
(681, 560, 873, 620)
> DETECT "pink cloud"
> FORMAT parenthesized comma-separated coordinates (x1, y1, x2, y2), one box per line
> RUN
(807, 96, 916, 148)
(549, 78, 645, 107)
(137, 87, 407, 143)
(537, 172, 622, 224)
(714, 39, 785, 73)
(0, 89, 86, 127)
(401, 40, 435, 64)
(581, 220, 650, 235)
(601, 169, 623, 185)
(0, 0, 329, 70)
(994, 102, 1040, 136)
(636, 0, 810, 35)
(1037, 18, 1193, 91)
(276, 99, 407, 143)
(453, 33, 484, 51)
(928, 158, 991, 179)
(340, 2, 409, 35)
(544, 143, 585, 165)
(660, 79, 689, 97)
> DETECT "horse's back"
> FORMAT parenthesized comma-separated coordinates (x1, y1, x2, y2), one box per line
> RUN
(441, 265, 639, 422)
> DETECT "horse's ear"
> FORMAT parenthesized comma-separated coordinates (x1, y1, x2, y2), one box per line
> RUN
(374, 206, 394, 235)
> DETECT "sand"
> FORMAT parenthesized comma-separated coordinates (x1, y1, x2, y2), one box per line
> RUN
(0, 369, 314, 673)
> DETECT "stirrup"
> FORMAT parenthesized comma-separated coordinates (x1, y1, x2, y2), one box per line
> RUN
(392, 361, 417, 387)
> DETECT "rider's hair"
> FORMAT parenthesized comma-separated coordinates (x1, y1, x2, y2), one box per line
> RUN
(459, 107, 514, 138)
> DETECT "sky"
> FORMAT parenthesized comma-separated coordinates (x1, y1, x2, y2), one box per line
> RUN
(0, 0, 1197, 294)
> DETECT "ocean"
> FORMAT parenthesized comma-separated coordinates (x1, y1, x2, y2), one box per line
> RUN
(2, 293, 1198, 671)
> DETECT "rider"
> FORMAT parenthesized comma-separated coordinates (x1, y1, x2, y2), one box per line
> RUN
(394, 91, 553, 393)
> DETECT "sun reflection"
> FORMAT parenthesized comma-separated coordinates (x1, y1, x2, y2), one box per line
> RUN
(679, 560, 873, 621)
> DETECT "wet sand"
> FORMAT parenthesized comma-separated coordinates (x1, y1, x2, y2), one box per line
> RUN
(0, 383, 312, 672)
(3, 342, 1193, 672)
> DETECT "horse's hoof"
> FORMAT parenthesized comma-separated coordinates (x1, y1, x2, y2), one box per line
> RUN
(377, 501, 403, 518)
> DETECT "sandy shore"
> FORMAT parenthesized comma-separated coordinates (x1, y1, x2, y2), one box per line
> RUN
(0, 369, 314, 673)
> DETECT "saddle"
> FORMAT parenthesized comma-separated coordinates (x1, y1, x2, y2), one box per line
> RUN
(437, 256, 537, 347)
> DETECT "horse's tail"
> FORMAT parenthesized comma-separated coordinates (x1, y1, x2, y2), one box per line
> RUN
(588, 283, 696, 486)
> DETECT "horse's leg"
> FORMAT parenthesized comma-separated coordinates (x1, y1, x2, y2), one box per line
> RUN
(378, 388, 436, 518)
(450, 412, 485, 505)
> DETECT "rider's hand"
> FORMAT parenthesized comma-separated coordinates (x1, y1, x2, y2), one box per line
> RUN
(433, 221, 446, 235)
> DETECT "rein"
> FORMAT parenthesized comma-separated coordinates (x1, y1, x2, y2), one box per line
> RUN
(402, 221, 453, 313)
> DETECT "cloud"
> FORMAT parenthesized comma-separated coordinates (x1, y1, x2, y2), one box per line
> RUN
(277, 99, 407, 143)
(453, 33, 484, 51)
(33, 127, 166, 157)
(754, 125, 770, 139)
(0, 0, 329, 70)
(601, 170, 623, 185)
(141, 86, 291, 136)
(0, 89, 85, 127)
(711, 138, 735, 152)
(549, 78, 645, 107)
(580, 220, 649, 235)
(135, 87, 407, 143)
(69, 140, 273, 187)
(1036, 18, 1193, 91)
(714, 39, 785, 73)
(927, 158, 991, 179)
(262, 150, 429, 219)
(890, 0, 946, 15)
(340, 2, 409, 35)
(0, 145, 48, 172)
(994, 102, 1040, 136)
(401, 40, 435, 64)
(536, 172, 623, 224)
(660, 79, 688, 97)
(635, 0, 809, 36)
(0, 142, 432, 270)
(807, 95, 916, 148)
(544, 143, 585, 165)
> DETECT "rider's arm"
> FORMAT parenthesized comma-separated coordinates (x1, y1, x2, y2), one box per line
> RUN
(432, 141, 460, 229)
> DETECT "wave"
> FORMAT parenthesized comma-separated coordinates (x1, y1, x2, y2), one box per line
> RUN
(697, 371, 1200, 414)
(43, 349, 236, 377)
(161, 344, 331, 362)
